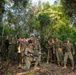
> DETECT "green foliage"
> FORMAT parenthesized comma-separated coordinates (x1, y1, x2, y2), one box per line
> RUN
(13, 0, 29, 7)
(35, 2, 76, 45)
(2, 0, 30, 38)
(42, 1, 50, 10)
(0, 26, 3, 35)
(38, 13, 50, 27)
(2, 60, 9, 68)
(0, 0, 5, 24)
(1, 0, 76, 46)
(61, 0, 76, 17)
(5, 72, 11, 75)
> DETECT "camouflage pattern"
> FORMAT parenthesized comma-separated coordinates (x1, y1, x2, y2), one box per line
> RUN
(21, 45, 34, 70)
(63, 41, 75, 69)
(55, 38, 63, 66)
(33, 39, 41, 67)
(51, 39, 56, 63)
(17, 40, 27, 66)
(45, 40, 51, 63)
(1, 36, 9, 60)
(46, 38, 56, 63)
(8, 37, 16, 60)
(28, 35, 35, 46)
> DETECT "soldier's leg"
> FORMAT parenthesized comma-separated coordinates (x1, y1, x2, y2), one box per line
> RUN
(50, 49, 53, 62)
(56, 52, 60, 66)
(47, 49, 50, 63)
(60, 52, 63, 66)
(21, 58, 31, 70)
(63, 52, 68, 68)
(35, 57, 39, 67)
(68, 52, 74, 69)
(34, 56, 41, 70)
(17, 53, 22, 68)
(38, 55, 41, 66)
(21, 52, 24, 65)
(26, 60, 31, 70)
(35, 55, 41, 66)
(53, 53, 56, 63)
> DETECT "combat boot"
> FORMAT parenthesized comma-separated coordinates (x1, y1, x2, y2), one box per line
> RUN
(58, 61, 60, 67)
(62, 65, 67, 69)
(74, 65, 76, 72)
(61, 62, 64, 66)
(71, 62, 74, 70)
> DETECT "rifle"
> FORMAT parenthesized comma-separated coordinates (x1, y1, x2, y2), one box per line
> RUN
(28, 51, 39, 58)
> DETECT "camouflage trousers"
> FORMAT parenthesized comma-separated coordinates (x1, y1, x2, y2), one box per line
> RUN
(56, 50, 63, 62)
(64, 52, 74, 67)
(21, 57, 31, 70)
(47, 49, 52, 63)
(35, 55, 41, 66)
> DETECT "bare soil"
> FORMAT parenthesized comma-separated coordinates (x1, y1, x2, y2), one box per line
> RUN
(0, 62, 76, 75)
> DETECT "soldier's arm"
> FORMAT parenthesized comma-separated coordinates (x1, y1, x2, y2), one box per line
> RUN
(39, 43, 41, 51)
(53, 44, 56, 54)
(62, 43, 66, 53)
(25, 48, 30, 56)
(38, 43, 42, 54)
(71, 44, 75, 55)
(60, 41, 63, 48)
(20, 41, 26, 46)
(45, 43, 50, 49)
(30, 50, 34, 54)
(45, 43, 48, 48)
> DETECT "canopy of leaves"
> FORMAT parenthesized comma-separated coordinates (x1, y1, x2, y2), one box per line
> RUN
(61, 0, 76, 17)
(1, 0, 76, 44)
(35, 2, 76, 43)
(13, 0, 28, 7)
(0, 0, 5, 13)
(0, 0, 5, 25)
(38, 13, 50, 27)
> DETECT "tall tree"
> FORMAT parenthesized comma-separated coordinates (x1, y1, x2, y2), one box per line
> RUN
(61, 0, 76, 26)
(3, 0, 29, 38)
(0, 0, 5, 25)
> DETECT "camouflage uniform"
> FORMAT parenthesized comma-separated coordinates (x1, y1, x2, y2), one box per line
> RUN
(45, 41, 51, 63)
(51, 39, 56, 63)
(63, 40, 75, 69)
(55, 38, 63, 66)
(1, 36, 9, 60)
(17, 40, 27, 67)
(28, 35, 35, 46)
(21, 45, 34, 70)
(8, 37, 16, 61)
(17, 40, 22, 64)
(34, 39, 41, 67)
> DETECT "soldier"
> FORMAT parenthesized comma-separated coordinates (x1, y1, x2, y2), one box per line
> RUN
(8, 37, 16, 61)
(17, 37, 22, 68)
(17, 37, 26, 68)
(33, 38, 42, 68)
(45, 39, 51, 63)
(51, 38, 56, 63)
(4, 35, 9, 51)
(55, 37, 63, 66)
(20, 38, 27, 65)
(63, 39, 75, 69)
(21, 44, 34, 70)
(2, 35, 9, 60)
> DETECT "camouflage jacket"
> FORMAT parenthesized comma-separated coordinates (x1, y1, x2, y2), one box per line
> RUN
(64, 43, 75, 54)
(55, 40, 63, 49)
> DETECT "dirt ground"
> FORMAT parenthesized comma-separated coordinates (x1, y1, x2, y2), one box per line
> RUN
(0, 62, 76, 75)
